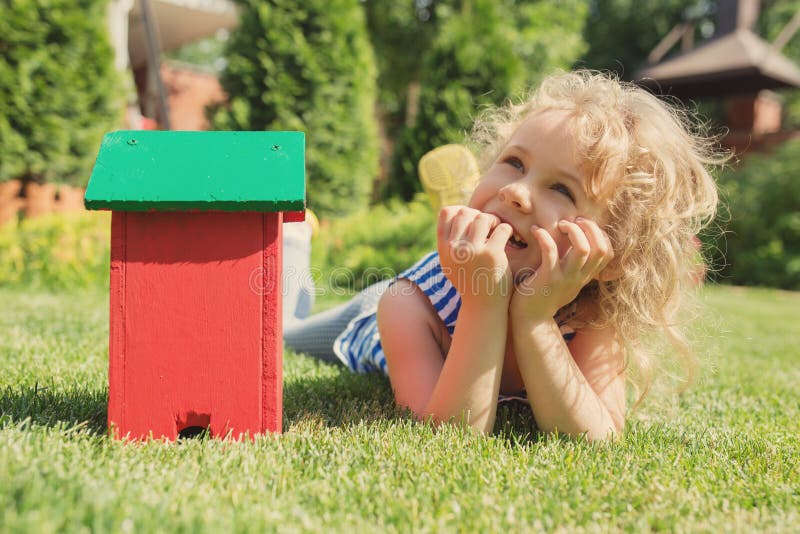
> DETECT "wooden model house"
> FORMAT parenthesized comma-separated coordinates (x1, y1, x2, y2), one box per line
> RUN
(84, 130, 305, 440)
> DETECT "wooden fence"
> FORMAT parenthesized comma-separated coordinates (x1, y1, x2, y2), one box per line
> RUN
(0, 180, 86, 228)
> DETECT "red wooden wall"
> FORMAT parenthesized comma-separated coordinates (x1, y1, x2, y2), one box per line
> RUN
(108, 211, 283, 439)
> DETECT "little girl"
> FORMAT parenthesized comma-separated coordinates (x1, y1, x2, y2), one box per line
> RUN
(282, 70, 723, 441)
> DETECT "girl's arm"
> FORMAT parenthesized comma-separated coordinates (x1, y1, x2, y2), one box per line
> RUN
(511, 218, 624, 440)
(378, 207, 514, 433)
(511, 318, 625, 440)
(378, 282, 509, 433)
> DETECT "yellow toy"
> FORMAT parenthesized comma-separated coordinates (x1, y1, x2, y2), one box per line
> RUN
(418, 144, 480, 210)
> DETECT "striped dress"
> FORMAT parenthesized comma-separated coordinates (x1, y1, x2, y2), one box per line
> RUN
(333, 251, 576, 376)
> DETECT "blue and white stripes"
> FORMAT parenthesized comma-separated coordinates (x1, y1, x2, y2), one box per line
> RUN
(333, 251, 460, 374)
(332, 250, 577, 376)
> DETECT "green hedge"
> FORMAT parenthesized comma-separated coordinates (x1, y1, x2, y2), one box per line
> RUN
(705, 139, 800, 289)
(0, 197, 436, 293)
(312, 194, 437, 292)
(0, 0, 121, 186)
(210, 0, 379, 217)
(0, 212, 110, 289)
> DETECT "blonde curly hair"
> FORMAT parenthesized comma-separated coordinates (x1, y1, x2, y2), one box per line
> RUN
(468, 70, 727, 402)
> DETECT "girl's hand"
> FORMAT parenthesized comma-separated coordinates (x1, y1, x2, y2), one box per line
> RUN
(510, 218, 614, 323)
(437, 206, 514, 304)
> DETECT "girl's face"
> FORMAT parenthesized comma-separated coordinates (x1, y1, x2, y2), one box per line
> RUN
(469, 109, 607, 278)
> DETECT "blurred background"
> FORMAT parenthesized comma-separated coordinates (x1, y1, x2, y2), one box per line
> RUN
(1, 0, 799, 291)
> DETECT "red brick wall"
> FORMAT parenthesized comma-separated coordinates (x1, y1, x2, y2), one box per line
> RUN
(0, 180, 86, 227)
(723, 91, 795, 157)
(132, 63, 227, 130)
(161, 64, 227, 131)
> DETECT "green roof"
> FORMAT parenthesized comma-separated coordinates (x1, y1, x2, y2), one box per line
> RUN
(84, 131, 305, 212)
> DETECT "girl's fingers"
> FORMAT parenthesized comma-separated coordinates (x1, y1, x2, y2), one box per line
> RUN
(437, 206, 459, 241)
(532, 225, 559, 276)
(575, 218, 614, 274)
(465, 212, 498, 242)
(558, 220, 591, 274)
(487, 222, 513, 249)
(448, 208, 477, 243)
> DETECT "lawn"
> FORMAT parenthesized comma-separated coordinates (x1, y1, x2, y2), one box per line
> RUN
(1, 284, 798, 532)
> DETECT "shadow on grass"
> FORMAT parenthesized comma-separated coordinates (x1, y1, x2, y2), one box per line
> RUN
(1, 366, 546, 443)
(0, 368, 397, 439)
(0, 361, 399, 436)
(493, 400, 550, 445)
(283, 359, 546, 442)
(0, 383, 108, 435)
(283, 363, 399, 429)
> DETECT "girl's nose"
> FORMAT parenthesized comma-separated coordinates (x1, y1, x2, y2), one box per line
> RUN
(498, 183, 532, 212)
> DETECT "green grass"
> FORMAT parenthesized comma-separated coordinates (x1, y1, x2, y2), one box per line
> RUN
(1, 284, 798, 532)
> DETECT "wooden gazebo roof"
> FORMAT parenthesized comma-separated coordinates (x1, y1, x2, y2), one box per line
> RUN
(638, 28, 800, 98)
(637, 0, 800, 98)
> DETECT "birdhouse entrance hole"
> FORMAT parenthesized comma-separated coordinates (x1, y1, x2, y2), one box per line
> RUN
(176, 412, 211, 440)
(178, 426, 209, 440)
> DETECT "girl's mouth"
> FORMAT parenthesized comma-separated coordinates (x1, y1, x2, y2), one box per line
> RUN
(489, 213, 528, 250)
(507, 231, 528, 249)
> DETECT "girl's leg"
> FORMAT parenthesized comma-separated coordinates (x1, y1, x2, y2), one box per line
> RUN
(282, 219, 391, 364)
(282, 220, 316, 322)
(283, 280, 390, 364)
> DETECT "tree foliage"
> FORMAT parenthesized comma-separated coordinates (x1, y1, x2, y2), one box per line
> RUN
(210, 0, 379, 217)
(577, 0, 702, 79)
(757, 1, 800, 128)
(0, 0, 122, 186)
(757, 0, 800, 62)
(363, 1, 438, 137)
(705, 137, 800, 289)
(387, 0, 588, 200)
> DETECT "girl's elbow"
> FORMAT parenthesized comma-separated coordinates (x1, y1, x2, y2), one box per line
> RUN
(536, 416, 622, 442)
(585, 424, 621, 442)
(581, 412, 625, 441)
(416, 404, 495, 435)
(557, 426, 619, 443)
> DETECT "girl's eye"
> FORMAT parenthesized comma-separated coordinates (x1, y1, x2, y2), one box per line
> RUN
(551, 182, 575, 203)
(503, 156, 525, 173)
